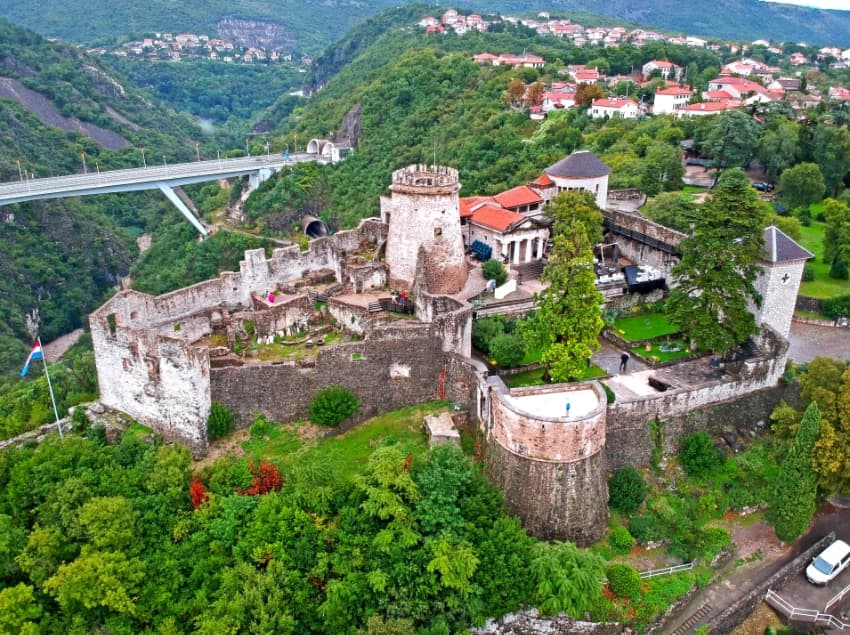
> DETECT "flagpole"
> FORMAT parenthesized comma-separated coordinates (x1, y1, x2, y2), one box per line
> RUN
(38, 337, 63, 440)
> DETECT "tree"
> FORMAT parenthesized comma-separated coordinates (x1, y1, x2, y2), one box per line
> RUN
(767, 402, 822, 541)
(520, 191, 604, 382)
(642, 191, 699, 232)
(679, 431, 724, 478)
(640, 142, 685, 195)
(531, 541, 609, 618)
(758, 121, 800, 179)
(575, 82, 604, 107)
(525, 81, 545, 109)
(309, 386, 360, 426)
(812, 123, 850, 197)
(489, 333, 525, 368)
(504, 78, 525, 108)
(780, 162, 825, 210)
(823, 198, 850, 272)
(702, 110, 761, 181)
(482, 259, 507, 286)
(666, 169, 765, 353)
(608, 466, 647, 514)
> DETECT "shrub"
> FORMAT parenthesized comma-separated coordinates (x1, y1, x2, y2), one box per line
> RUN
(609, 525, 636, 555)
(822, 294, 850, 319)
(628, 515, 664, 544)
(482, 259, 508, 286)
(609, 466, 647, 513)
(696, 527, 731, 561)
(208, 402, 235, 440)
(606, 563, 641, 599)
(472, 316, 505, 354)
(70, 407, 90, 433)
(801, 264, 815, 282)
(829, 260, 848, 280)
(601, 382, 616, 404)
(309, 386, 360, 426)
(249, 414, 271, 439)
(679, 432, 723, 478)
(489, 333, 525, 368)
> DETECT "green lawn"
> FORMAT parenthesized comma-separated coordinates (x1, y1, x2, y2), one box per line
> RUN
(631, 338, 692, 364)
(504, 364, 606, 387)
(241, 401, 447, 481)
(797, 221, 850, 299)
(613, 313, 679, 341)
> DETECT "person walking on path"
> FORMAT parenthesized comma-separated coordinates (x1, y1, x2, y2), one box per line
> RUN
(619, 352, 630, 373)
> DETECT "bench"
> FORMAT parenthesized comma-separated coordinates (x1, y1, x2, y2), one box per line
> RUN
(648, 376, 670, 392)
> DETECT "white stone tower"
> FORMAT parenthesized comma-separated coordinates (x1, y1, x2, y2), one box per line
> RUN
(380, 164, 468, 295)
(753, 226, 814, 341)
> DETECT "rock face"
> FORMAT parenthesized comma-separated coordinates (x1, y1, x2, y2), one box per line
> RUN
(216, 17, 296, 51)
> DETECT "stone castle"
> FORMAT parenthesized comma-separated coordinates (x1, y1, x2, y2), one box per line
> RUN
(90, 155, 810, 545)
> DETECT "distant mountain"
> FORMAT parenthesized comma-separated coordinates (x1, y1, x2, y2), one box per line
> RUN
(1, 0, 850, 49)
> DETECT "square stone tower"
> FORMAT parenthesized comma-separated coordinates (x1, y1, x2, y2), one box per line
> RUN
(380, 164, 468, 295)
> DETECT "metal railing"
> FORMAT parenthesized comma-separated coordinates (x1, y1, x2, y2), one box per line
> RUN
(765, 589, 850, 630)
(826, 581, 850, 613)
(639, 561, 695, 579)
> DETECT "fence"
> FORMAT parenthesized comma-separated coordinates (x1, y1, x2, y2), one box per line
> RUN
(639, 561, 695, 579)
(765, 589, 850, 631)
(826, 581, 850, 613)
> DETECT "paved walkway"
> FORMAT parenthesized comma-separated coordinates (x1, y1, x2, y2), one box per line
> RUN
(788, 321, 850, 364)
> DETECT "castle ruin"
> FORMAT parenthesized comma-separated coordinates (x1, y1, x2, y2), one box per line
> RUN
(90, 160, 808, 546)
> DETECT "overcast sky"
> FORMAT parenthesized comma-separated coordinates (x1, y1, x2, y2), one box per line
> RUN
(761, 0, 850, 9)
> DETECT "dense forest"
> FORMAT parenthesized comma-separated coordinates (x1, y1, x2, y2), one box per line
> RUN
(3, 0, 850, 50)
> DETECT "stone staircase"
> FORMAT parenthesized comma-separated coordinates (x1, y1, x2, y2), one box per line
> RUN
(669, 603, 713, 635)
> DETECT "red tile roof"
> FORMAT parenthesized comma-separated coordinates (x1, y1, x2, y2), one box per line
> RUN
(459, 196, 492, 218)
(593, 97, 638, 109)
(656, 86, 692, 96)
(470, 205, 526, 231)
(531, 173, 554, 187)
(493, 185, 543, 209)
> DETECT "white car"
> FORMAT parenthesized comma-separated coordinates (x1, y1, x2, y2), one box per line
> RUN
(806, 539, 850, 586)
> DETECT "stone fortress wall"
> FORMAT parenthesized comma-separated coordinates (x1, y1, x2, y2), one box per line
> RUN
(89, 156, 806, 544)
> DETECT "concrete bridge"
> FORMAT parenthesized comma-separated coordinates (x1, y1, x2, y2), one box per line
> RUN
(0, 151, 328, 236)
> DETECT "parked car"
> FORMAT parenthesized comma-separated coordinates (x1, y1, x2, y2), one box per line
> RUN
(752, 182, 774, 192)
(806, 539, 850, 586)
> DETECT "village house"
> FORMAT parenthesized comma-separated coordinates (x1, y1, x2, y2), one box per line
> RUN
(590, 97, 640, 120)
(641, 60, 682, 81)
(653, 86, 692, 115)
(677, 100, 742, 117)
(707, 76, 770, 101)
(541, 88, 576, 112)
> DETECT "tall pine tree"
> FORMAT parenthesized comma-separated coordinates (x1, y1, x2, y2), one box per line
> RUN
(521, 191, 604, 382)
(767, 402, 822, 541)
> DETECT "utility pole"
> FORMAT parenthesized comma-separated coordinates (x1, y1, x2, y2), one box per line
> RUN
(81, 152, 87, 174)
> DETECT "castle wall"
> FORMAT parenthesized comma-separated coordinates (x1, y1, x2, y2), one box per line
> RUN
(210, 333, 448, 426)
(605, 331, 788, 468)
(483, 381, 609, 545)
(90, 316, 210, 457)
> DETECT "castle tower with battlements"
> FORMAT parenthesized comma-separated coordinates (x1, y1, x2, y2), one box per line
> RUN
(380, 164, 468, 295)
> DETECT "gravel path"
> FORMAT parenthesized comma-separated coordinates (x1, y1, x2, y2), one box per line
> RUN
(788, 321, 850, 364)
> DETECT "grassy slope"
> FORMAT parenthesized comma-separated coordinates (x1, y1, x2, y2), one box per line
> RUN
(797, 221, 850, 299)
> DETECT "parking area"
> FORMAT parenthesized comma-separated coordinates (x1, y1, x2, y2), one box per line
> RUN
(777, 537, 850, 620)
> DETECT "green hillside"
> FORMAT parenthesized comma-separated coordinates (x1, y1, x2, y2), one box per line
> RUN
(2, 0, 850, 52)
(0, 19, 215, 373)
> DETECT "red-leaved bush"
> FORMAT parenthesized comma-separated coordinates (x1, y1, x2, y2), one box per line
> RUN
(240, 461, 284, 495)
(190, 478, 209, 509)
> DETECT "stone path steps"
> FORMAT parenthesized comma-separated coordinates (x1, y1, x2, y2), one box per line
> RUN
(669, 603, 713, 635)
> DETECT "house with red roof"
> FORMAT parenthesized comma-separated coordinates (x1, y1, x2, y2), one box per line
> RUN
(493, 186, 544, 215)
(677, 100, 742, 117)
(542, 89, 576, 112)
(707, 76, 771, 103)
(466, 205, 549, 265)
(829, 87, 850, 101)
(653, 86, 692, 115)
(641, 60, 682, 81)
(590, 97, 640, 119)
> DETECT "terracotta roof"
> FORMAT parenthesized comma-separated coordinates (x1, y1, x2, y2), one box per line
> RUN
(545, 151, 611, 178)
(704, 89, 734, 100)
(470, 205, 526, 232)
(531, 173, 554, 187)
(763, 226, 814, 264)
(656, 86, 692, 96)
(647, 60, 675, 68)
(459, 196, 492, 218)
(493, 185, 543, 209)
(593, 97, 638, 109)
(681, 100, 741, 112)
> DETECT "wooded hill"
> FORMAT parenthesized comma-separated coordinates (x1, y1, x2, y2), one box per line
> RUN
(2, 0, 850, 52)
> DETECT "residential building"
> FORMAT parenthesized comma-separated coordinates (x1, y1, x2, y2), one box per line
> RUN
(590, 97, 640, 120)
(653, 86, 692, 115)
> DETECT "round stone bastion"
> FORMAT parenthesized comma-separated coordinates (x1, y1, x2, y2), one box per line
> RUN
(483, 381, 608, 546)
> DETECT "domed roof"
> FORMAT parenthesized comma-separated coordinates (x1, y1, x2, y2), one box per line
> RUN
(545, 151, 611, 179)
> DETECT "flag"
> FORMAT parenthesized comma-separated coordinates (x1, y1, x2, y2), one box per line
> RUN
(20, 341, 43, 377)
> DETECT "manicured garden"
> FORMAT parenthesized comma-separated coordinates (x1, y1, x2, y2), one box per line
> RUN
(612, 312, 678, 342)
(797, 220, 850, 299)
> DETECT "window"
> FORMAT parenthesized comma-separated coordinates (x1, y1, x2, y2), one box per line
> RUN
(434, 227, 442, 237)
